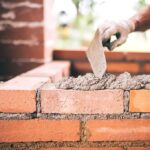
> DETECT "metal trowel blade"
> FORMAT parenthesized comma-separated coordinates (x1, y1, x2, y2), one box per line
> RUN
(86, 29, 106, 78)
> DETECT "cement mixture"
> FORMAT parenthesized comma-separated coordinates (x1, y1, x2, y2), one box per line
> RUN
(55, 72, 150, 90)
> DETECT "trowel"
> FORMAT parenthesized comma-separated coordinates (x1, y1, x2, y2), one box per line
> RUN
(86, 29, 118, 78)
(86, 29, 107, 78)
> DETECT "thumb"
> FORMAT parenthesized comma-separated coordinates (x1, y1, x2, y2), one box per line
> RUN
(110, 36, 127, 50)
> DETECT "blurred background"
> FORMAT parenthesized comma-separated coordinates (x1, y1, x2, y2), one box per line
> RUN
(0, 0, 150, 81)
(54, 0, 150, 51)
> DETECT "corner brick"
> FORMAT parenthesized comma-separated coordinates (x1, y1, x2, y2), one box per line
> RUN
(0, 76, 49, 113)
(0, 119, 80, 142)
(41, 84, 123, 114)
(86, 119, 150, 141)
(130, 90, 150, 112)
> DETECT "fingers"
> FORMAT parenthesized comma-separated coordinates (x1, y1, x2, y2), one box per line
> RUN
(98, 20, 131, 50)
(103, 27, 117, 40)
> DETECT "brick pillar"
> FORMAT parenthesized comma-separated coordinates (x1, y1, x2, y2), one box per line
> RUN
(0, 0, 55, 80)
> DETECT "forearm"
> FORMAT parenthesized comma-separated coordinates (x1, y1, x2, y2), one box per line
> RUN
(130, 6, 150, 32)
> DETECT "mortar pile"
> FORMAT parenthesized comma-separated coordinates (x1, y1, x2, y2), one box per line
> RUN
(56, 72, 150, 90)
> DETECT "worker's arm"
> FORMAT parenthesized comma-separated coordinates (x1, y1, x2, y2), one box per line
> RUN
(130, 6, 150, 31)
(99, 6, 150, 50)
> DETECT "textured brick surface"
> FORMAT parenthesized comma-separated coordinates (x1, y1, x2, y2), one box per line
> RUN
(0, 120, 80, 142)
(41, 84, 123, 114)
(0, 76, 49, 112)
(130, 90, 150, 112)
(86, 119, 150, 141)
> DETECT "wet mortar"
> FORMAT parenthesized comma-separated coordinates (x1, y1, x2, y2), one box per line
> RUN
(55, 72, 150, 90)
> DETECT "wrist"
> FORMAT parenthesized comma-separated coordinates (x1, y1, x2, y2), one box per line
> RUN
(127, 18, 136, 32)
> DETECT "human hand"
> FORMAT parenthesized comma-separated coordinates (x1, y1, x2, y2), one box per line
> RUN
(98, 20, 135, 50)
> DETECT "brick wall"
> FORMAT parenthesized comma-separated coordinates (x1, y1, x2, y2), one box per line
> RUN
(0, 62, 150, 149)
(53, 49, 150, 76)
(0, 0, 55, 81)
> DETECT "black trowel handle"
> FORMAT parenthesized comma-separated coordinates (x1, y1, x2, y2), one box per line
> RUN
(102, 32, 121, 50)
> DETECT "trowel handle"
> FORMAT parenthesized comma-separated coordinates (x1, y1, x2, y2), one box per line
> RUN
(102, 32, 121, 50)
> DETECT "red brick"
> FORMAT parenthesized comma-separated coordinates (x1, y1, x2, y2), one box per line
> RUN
(54, 50, 125, 61)
(86, 119, 150, 141)
(130, 90, 150, 112)
(127, 52, 150, 61)
(0, 61, 42, 76)
(22, 64, 62, 82)
(128, 148, 150, 150)
(144, 64, 150, 73)
(73, 62, 140, 75)
(107, 62, 140, 74)
(41, 148, 122, 150)
(0, 119, 80, 142)
(41, 85, 123, 114)
(0, 76, 49, 113)
(0, 43, 44, 59)
(0, 27, 43, 41)
(22, 61, 70, 82)
(53, 49, 87, 61)
(105, 51, 125, 60)
(0, 7, 43, 21)
(73, 62, 92, 74)
(48, 61, 71, 77)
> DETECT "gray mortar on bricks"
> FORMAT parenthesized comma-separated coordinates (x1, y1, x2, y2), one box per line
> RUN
(2, 112, 150, 120)
(0, 141, 150, 150)
(123, 91, 130, 112)
(55, 72, 150, 90)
